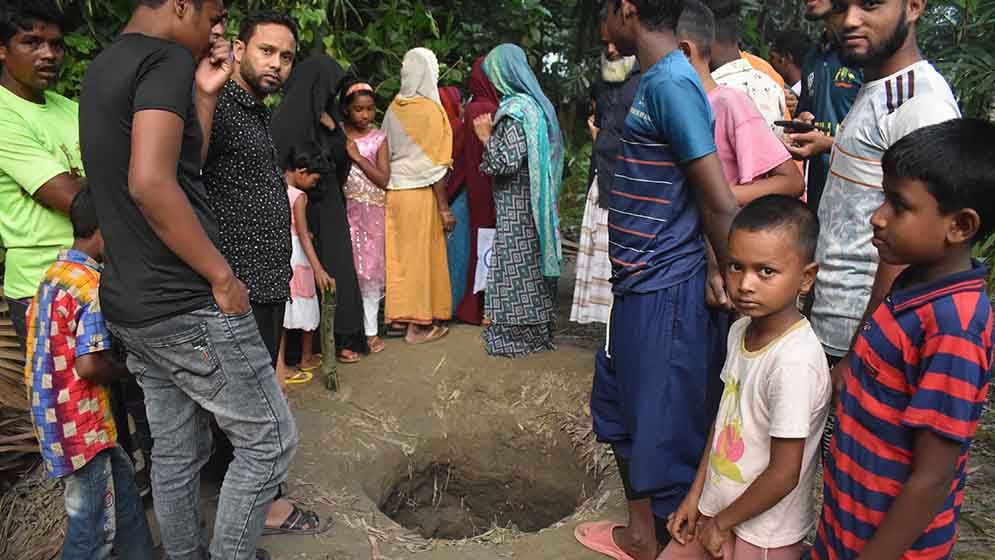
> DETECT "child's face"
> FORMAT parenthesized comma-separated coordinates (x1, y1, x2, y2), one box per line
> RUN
(346, 95, 376, 130)
(870, 175, 952, 266)
(725, 228, 816, 319)
(294, 169, 322, 191)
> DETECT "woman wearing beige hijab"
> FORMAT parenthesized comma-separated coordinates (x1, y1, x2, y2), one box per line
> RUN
(382, 48, 454, 344)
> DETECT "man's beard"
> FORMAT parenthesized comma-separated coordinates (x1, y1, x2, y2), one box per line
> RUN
(841, 10, 910, 68)
(601, 53, 637, 83)
(241, 60, 281, 96)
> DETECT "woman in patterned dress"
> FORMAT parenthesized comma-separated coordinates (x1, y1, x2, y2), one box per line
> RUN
(472, 44, 564, 357)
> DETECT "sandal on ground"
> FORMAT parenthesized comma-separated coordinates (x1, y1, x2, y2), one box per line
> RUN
(368, 336, 386, 354)
(285, 370, 313, 385)
(262, 504, 334, 536)
(405, 325, 449, 345)
(574, 521, 637, 560)
(336, 350, 361, 364)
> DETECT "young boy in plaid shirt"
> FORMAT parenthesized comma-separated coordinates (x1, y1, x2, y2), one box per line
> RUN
(24, 189, 152, 559)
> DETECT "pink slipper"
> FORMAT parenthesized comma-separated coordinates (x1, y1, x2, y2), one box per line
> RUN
(575, 521, 637, 560)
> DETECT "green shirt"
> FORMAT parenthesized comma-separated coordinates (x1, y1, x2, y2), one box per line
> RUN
(0, 86, 78, 299)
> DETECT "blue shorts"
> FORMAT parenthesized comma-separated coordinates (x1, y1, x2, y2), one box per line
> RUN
(591, 267, 726, 518)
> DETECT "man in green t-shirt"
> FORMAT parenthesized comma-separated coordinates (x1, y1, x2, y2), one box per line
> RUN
(0, 1, 82, 346)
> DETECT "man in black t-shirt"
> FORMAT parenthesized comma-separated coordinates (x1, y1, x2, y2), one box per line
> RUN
(79, 2, 298, 559)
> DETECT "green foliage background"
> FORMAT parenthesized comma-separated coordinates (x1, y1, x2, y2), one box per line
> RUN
(47, 0, 995, 269)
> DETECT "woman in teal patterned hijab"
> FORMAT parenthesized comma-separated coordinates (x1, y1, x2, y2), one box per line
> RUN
(483, 44, 564, 278)
(473, 43, 563, 358)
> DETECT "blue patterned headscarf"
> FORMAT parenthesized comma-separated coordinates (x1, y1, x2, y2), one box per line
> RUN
(483, 44, 564, 278)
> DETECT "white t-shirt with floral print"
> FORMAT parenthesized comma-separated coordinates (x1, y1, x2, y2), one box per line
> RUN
(698, 317, 831, 548)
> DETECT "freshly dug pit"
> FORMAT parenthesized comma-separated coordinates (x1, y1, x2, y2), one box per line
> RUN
(377, 429, 598, 540)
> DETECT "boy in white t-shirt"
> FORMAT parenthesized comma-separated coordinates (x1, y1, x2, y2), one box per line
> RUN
(663, 195, 831, 560)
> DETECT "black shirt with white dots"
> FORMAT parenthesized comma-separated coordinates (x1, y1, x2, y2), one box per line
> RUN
(203, 80, 292, 304)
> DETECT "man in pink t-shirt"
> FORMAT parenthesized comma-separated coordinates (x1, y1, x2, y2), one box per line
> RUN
(678, 2, 803, 207)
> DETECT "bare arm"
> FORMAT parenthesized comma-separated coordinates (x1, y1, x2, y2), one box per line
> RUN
(193, 40, 233, 164)
(347, 138, 390, 189)
(684, 153, 736, 264)
(698, 437, 806, 556)
(732, 159, 805, 207)
(683, 153, 737, 264)
(713, 438, 805, 531)
(75, 350, 130, 385)
(129, 109, 247, 314)
(856, 430, 961, 560)
(33, 172, 83, 215)
(195, 91, 220, 165)
(292, 194, 334, 293)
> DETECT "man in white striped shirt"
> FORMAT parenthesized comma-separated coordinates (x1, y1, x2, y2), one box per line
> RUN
(810, 0, 959, 373)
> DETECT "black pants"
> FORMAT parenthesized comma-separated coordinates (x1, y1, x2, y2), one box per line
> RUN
(251, 301, 286, 365)
(615, 454, 673, 548)
(5, 295, 31, 351)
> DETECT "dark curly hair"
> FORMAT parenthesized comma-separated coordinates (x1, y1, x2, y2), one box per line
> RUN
(0, 0, 64, 45)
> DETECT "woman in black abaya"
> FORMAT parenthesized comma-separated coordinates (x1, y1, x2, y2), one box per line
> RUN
(272, 54, 369, 362)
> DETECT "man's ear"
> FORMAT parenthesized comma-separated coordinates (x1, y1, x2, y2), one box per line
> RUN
(906, 0, 927, 23)
(947, 208, 981, 246)
(233, 39, 246, 65)
(678, 40, 694, 61)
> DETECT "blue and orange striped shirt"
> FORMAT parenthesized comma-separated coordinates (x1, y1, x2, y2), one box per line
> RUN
(609, 51, 716, 294)
(813, 262, 993, 560)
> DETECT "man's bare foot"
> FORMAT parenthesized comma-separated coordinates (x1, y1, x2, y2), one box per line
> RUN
(612, 525, 663, 560)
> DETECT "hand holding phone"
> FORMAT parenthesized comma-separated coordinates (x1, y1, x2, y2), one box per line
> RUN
(775, 120, 815, 133)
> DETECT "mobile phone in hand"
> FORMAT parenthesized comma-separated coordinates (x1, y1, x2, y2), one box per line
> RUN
(775, 120, 815, 133)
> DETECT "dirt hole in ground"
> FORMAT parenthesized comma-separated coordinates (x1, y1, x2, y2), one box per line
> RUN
(378, 431, 598, 540)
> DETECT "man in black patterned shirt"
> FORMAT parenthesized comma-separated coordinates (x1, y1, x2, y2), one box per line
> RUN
(203, 11, 331, 537)
(203, 11, 295, 367)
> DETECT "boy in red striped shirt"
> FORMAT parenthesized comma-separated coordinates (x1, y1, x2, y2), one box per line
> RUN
(811, 118, 995, 560)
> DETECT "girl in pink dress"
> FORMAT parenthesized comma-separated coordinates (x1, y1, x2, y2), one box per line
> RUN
(280, 147, 334, 377)
(340, 80, 390, 354)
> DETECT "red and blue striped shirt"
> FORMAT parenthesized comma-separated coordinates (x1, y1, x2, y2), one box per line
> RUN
(609, 51, 716, 294)
(813, 262, 993, 560)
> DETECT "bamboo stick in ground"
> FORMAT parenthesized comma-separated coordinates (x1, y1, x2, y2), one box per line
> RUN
(319, 288, 339, 391)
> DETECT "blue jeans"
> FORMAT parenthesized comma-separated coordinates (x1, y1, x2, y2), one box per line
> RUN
(109, 305, 298, 560)
(61, 444, 153, 560)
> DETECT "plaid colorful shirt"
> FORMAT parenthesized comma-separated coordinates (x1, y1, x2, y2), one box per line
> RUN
(24, 249, 117, 478)
(813, 262, 993, 559)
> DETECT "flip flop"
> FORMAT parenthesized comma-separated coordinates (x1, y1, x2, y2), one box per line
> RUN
(262, 504, 334, 536)
(406, 325, 449, 345)
(575, 521, 637, 560)
(286, 370, 313, 385)
(298, 360, 321, 372)
(336, 351, 361, 364)
(368, 337, 386, 354)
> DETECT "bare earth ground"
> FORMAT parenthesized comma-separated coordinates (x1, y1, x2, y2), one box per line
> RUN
(4, 257, 994, 559)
